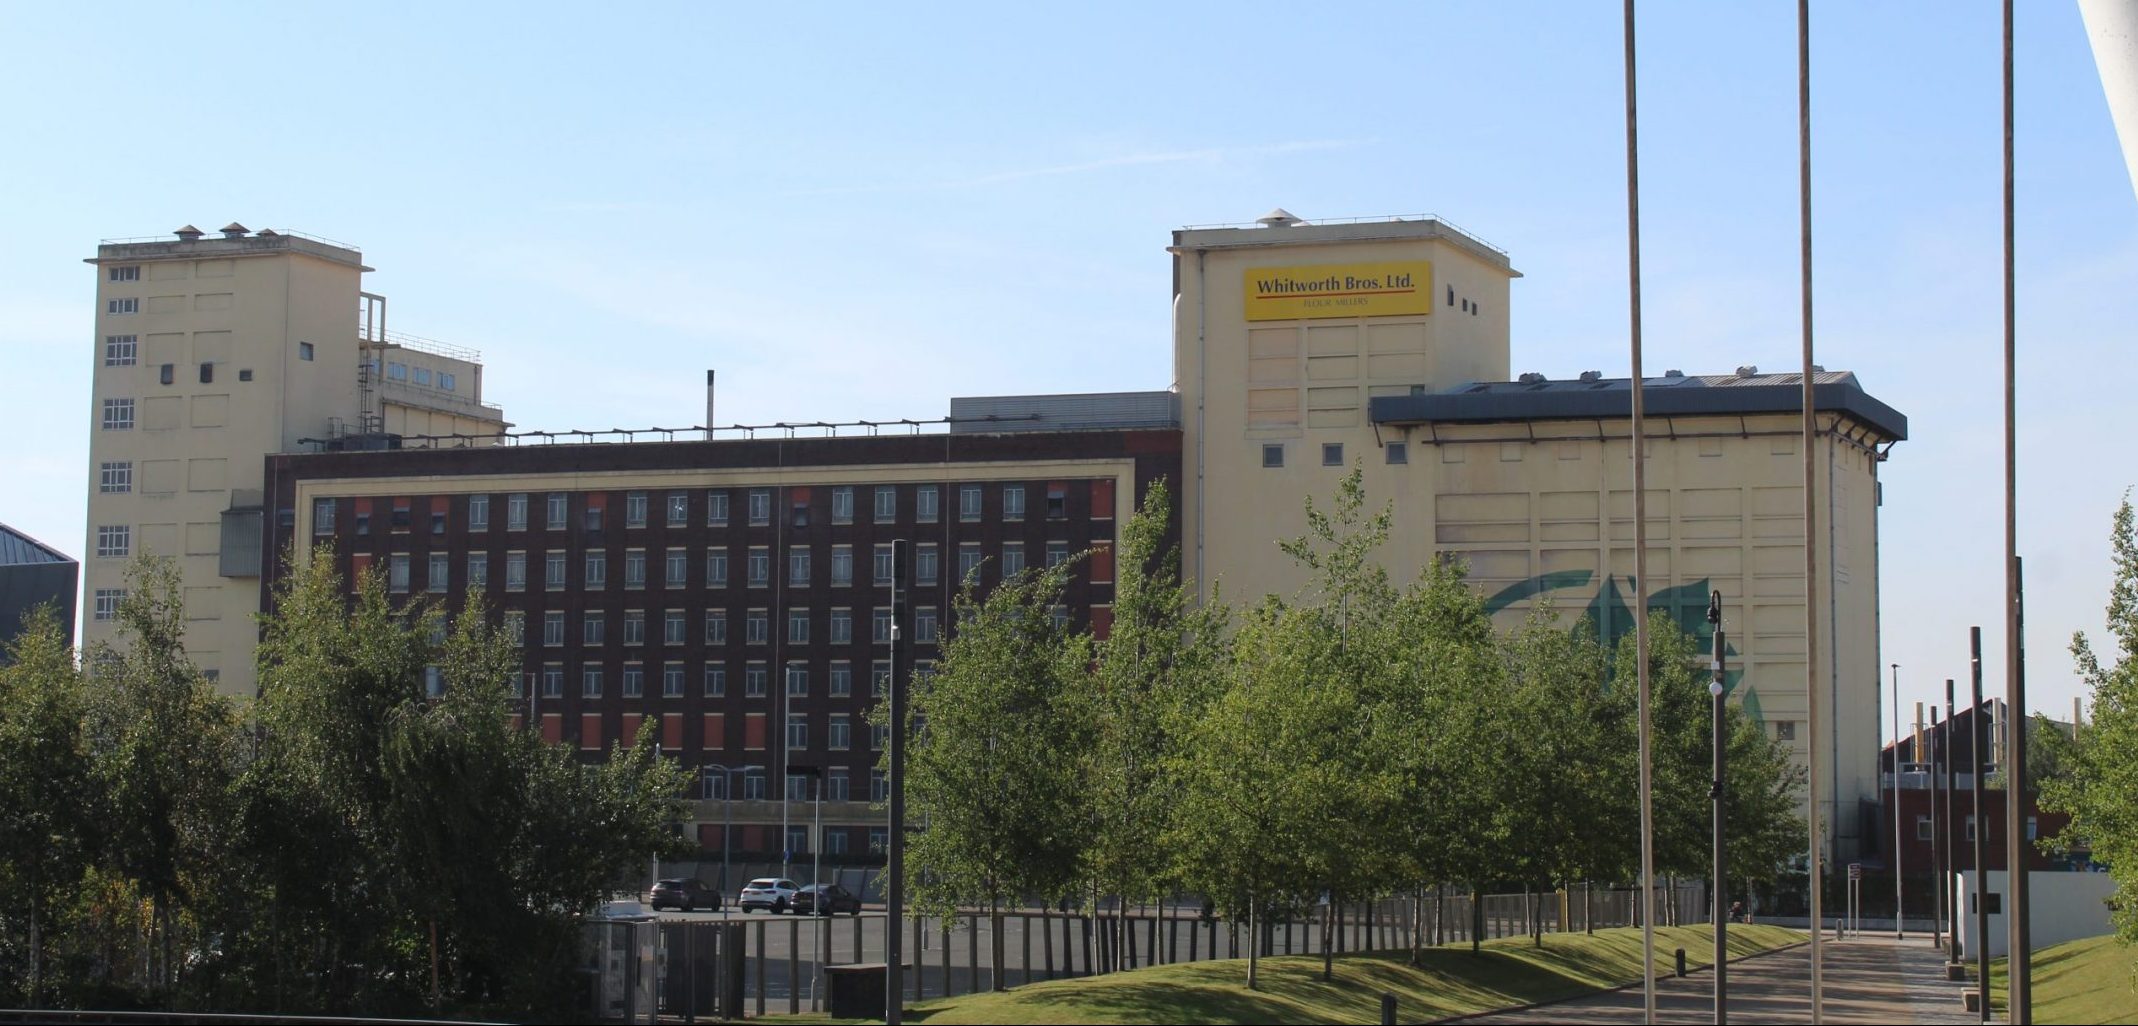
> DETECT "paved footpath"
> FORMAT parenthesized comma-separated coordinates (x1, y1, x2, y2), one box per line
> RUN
(1457, 934, 1987, 1024)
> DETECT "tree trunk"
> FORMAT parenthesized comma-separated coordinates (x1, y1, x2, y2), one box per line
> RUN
(1246, 894, 1260, 990)
(991, 900, 1005, 992)
(1321, 898, 1335, 981)
(1470, 886, 1484, 954)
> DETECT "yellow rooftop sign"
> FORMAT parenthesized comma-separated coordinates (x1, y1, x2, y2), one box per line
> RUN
(1243, 260, 1433, 321)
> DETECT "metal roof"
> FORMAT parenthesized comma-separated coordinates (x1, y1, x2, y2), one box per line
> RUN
(1368, 371, 1907, 441)
(0, 523, 74, 566)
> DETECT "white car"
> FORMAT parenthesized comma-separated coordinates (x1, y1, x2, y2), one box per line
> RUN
(739, 877, 800, 913)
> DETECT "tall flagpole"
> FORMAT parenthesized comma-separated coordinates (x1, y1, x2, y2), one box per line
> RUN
(1797, 0, 1825, 1021)
(1620, 2, 1658, 1020)
(2001, 0, 2030, 1018)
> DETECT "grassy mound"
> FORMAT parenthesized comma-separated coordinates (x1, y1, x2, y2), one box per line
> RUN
(1991, 933, 2138, 1025)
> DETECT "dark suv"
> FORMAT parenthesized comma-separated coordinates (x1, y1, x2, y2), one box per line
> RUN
(648, 878, 720, 912)
(793, 884, 862, 917)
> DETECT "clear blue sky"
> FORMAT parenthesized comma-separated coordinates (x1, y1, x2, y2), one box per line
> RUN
(3, 2, 2132, 727)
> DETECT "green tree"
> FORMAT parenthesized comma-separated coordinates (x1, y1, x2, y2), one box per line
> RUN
(0, 606, 99, 1005)
(897, 560, 1092, 989)
(2040, 496, 2138, 951)
(1080, 480, 1228, 963)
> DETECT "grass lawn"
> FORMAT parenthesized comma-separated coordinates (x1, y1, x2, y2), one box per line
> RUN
(770, 923, 1802, 1025)
(1990, 933, 2138, 1025)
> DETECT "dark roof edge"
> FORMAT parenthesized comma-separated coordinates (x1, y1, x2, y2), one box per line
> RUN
(1369, 381, 1907, 442)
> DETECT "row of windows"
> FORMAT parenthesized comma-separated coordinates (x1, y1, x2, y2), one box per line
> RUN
(1260, 441, 1409, 468)
(495, 604, 943, 648)
(357, 541, 1070, 593)
(517, 658, 915, 710)
(376, 360, 458, 392)
(102, 336, 313, 369)
(319, 483, 1076, 536)
(700, 768, 896, 810)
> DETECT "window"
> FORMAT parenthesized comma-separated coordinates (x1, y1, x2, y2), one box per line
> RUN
(829, 608, 853, 645)
(1262, 443, 1284, 468)
(467, 553, 488, 590)
(623, 610, 646, 646)
(743, 771, 768, 801)
(93, 588, 124, 621)
(872, 660, 891, 697)
(159, 363, 174, 386)
(665, 547, 687, 588)
(1003, 485, 1026, 520)
(871, 772, 890, 804)
(96, 525, 130, 558)
(104, 335, 138, 366)
(101, 398, 134, 430)
(786, 662, 809, 698)
(108, 265, 139, 282)
(469, 495, 490, 531)
(309, 498, 336, 535)
(195, 362, 217, 384)
(706, 550, 729, 587)
(625, 492, 648, 528)
(546, 493, 568, 530)
(2027, 816, 2038, 841)
(1966, 816, 1980, 842)
(667, 492, 689, 527)
(413, 367, 432, 386)
(791, 497, 809, 529)
(424, 666, 444, 698)
(585, 549, 607, 589)
(622, 664, 644, 698)
(299, 341, 316, 361)
(1385, 441, 1409, 465)
(428, 552, 449, 593)
(1046, 541, 1070, 568)
(748, 489, 771, 526)
(1051, 605, 1070, 631)
(827, 771, 850, 802)
(831, 487, 854, 524)
(664, 609, 686, 645)
(582, 665, 604, 698)
(831, 545, 853, 586)
(706, 490, 729, 526)
(788, 608, 810, 644)
(1046, 483, 1067, 519)
(388, 554, 411, 593)
(705, 610, 728, 645)
(789, 546, 811, 587)
(438, 371, 453, 390)
(662, 662, 685, 698)
(583, 610, 606, 645)
(543, 611, 566, 647)
(108, 297, 138, 315)
(785, 822, 809, 853)
(830, 661, 852, 697)
(504, 611, 525, 644)
(869, 826, 889, 853)
(1916, 816, 1933, 841)
(1002, 542, 1026, 577)
(917, 485, 940, 524)
(958, 543, 983, 584)
(544, 550, 567, 591)
(1775, 721, 1797, 742)
(873, 544, 894, 586)
(747, 547, 769, 587)
(99, 460, 132, 493)
(746, 610, 768, 645)
(872, 607, 893, 644)
(584, 504, 603, 531)
(703, 665, 727, 697)
(507, 493, 528, 531)
(826, 829, 849, 855)
(430, 509, 446, 534)
(542, 665, 564, 698)
(916, 607, 939, 644)
(701, 769, 729, 801)
(390, 500, 412, 532)
(1323, 442, 1344, 467)
(870, 723, 889, 752)
(624, 549, 647, 589)
(830, 714, 852, 750)
(873, 486, 897, 523)
(355, 506, 370, 536)
(915, 544, 938, 586)
(745, 664, 768, 697)
(959, 484, 982, 521)
(238, 368, 253, 382)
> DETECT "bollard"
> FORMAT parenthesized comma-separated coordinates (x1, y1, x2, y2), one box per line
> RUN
(1674, 947, 1687, 978)
(1380, 992, 1398, 1026)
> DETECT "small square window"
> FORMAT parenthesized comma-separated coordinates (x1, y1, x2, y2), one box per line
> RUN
(1385, 441, 1408, 465)
(238, 368, 253, 381)
(1261, 444, 1284, 468)
(1322, 443, 1343, 466)
(299, 341, 315, 361)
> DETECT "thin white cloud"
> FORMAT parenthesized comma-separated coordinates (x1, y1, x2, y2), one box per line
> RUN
(778, 138, 1369, 197)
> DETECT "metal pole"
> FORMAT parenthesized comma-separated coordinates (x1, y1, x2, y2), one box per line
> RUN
(1971, 629, 1989, 1023)
(1709, 591, 1728, 1024)
(885, 538, 908, 1025)
(1945, 680, 1959, 964)
(1620, 3, 1657, 1019)
(1797, 0, 1823, 1017)
(1931, 705, 1944, 951)
(1893, 664, 1904, 939)
(2002, 0, 2030, 1012)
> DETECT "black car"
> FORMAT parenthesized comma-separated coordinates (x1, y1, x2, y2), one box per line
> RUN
(648, 878, 720, 912)
(793, 884, 862, 916)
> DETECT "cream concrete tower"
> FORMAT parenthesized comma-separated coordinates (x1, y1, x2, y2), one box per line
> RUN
(82, 225, 505, 694)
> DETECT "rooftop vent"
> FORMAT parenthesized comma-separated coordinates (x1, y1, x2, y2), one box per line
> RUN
(1736, 365, 1760, 378)
(174, 224, 204, 242)
(1663, 369, 1685, 378)
(220, 222, 249, 239)
(255, 228, 279, 237)
(1256, 207, 1303, 228)
(1517, 372, 1547, 384)
(1578, 370, 1602, 382)
(1810, 363, 1825, 373)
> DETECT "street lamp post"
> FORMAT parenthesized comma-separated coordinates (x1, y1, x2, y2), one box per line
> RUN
(1893, 663, 1904, 940)
(885, 539, 909, 1026)
(1707, 591, 1728, 1024)
(706, 765, 751, 907)
(1971, 629, 1990, 1024)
